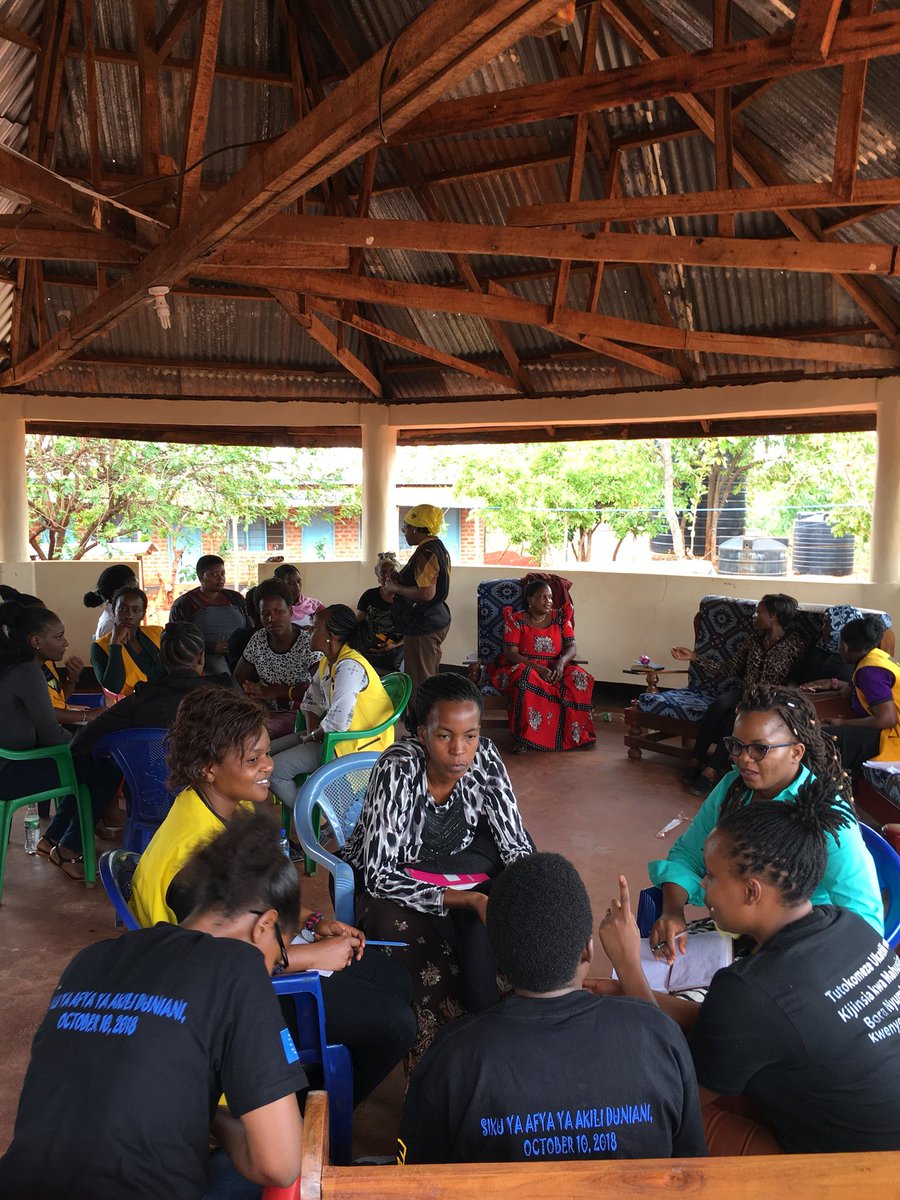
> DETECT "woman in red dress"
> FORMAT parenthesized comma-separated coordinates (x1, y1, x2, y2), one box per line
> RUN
(488, 580, 595, 753)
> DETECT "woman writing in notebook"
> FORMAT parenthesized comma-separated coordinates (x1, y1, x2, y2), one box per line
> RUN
(647, 684, 883, 963)
(342, 673, 534, 1061)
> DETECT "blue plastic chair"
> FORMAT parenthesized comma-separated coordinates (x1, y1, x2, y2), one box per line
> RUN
(273, 974, 353, 1165)
(293, 752, 381, 925)
(861, 824, 900, 945)
(99, 849, 142, 930)
(91, 728, 175, 852)
(636, 886, 663, 937)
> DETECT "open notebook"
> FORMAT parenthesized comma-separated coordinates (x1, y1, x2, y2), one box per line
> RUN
(613, 930, 734, 993)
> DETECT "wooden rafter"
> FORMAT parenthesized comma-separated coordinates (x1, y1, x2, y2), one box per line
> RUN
(0, 0, 570, 389)
(395, 8, 900, 144)
(155, 0, 204, 60)
(133, 0, 161, 177)
(269, 288, 382, 397)
(81, 0, 102, 187)
(713, 0, 734, 238)
(277, 268, 900, 371)
(178, 0, 224, 221)
(832, 0, 875, 201)
(791, 0, 843, 63)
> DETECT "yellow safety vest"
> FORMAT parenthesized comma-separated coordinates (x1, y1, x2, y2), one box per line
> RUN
(318, 645, 396, 757)
(94, 625, 163, 697)
(853, 647, 900, 762)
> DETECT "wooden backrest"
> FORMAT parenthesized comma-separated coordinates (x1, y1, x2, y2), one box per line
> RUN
(298, 1092, 900, 1200)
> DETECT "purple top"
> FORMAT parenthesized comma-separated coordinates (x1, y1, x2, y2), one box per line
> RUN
(851, 665, 896, 715)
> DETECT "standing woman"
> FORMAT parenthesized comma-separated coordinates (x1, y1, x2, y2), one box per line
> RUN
(0, 602, 118, 879)
(356, 552, 405, 677)
(273, 563, 324, 628)
(267, 605, 395, 805)
(822, 615, 900, 776)
(83, 564, 139, 642)
(381, 505, 451, 717)
(648, 684, 883, 962)
(233, 578, 321, 738)
(487, 578, 595, 753)
(168, 554, 247, 675)
(91, 586, 164, 699)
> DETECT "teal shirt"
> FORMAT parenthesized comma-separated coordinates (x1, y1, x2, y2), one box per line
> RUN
(648, 765, 884, 935)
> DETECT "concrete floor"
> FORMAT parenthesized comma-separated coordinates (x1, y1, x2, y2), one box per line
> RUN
(0, 720, 704, 1157)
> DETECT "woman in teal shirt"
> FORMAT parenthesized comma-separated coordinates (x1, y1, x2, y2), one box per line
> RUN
(649, 684, 883, 956)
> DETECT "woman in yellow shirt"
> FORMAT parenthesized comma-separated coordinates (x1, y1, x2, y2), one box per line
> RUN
(91, 586, 163, 699)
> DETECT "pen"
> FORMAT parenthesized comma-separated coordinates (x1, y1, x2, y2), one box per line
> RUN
(365, 939, 408, 948)
(649, 932, 688, 952)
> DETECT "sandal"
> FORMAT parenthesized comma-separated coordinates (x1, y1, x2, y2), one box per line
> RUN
(49, 845, 86, 881)
(36, 836, 58, 858)
(689, 774, 716, 798)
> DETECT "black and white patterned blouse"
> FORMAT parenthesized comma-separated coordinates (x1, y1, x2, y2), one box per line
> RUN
(240, 626, 321, 705)
(341, 737, 532, 915)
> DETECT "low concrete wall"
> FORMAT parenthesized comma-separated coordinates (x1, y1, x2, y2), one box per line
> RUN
(4, 557, 898, 685)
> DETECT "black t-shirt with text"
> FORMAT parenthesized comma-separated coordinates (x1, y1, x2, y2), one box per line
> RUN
(399, 990, 705, 1164)
(0, 924, 307, 1200)
(690, 905, 900, 1153)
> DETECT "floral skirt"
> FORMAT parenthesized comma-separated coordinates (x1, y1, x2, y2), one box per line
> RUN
(487, 658, 596, 751)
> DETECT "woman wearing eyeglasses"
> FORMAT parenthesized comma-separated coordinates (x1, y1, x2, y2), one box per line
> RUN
(648, 684, 883, 962)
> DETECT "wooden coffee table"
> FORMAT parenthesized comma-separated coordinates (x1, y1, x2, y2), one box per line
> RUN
(622, 666, 689, 694)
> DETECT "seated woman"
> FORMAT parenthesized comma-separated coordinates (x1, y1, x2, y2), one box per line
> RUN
(91, 586, 164, 700)
(83, 563, 139, 642)
(486, 578, 595, 753)
(0, 812, 305, 1200)
(794, 604, 863, 686)
(130, 686, 414, 1107)
(820, 615, 900, 777)
(342, 674, 534, 1063)
(233, 579, 320, 738)
(598, 799, 900, 1154)
(70, 622, 237, 759)
(267, 605, 395, 806)
(356, 552, 405, 677)
(648, 684, 883, 955)
(672, 593, 807, 796)
(169, 555, 247, 675)
(18, 603, 100, 728)
(273, 563, 323, 628)
(0, 601, 119, 880)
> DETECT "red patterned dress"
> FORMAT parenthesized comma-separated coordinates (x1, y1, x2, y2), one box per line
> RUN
(487, 603, 595, 751)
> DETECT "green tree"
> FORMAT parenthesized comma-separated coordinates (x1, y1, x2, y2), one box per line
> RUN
(455, 441, 666, 563)
(25, 437, 357, 567)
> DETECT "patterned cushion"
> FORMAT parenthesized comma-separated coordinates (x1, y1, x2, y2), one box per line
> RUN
(477, 578, 525, 665)
(636, 595, 893, 726)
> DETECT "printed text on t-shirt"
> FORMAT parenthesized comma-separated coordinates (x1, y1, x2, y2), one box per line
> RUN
(479, 1104, 653, 1158)
(821, 940, 900, 1043)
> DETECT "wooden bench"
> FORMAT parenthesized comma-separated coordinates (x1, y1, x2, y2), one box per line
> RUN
(270, 1091, 900, 1200)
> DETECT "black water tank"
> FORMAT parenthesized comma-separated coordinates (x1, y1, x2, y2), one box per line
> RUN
(717, 535, 788, 576)
(792, 513, 855, 576)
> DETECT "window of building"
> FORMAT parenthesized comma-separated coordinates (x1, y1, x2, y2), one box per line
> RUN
(227, 518, 286, 552)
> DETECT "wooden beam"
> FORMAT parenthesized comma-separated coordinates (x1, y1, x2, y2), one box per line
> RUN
(791, 0, 843, 62)
(70, 352, 353, 381)
(0, 0, 569, 389)
(27, 420, 363, 448)
(304, 311, 382, 397)
(395, 9, 900, 144)
(310, 300, 521, 391)
(178, 0, 224, 220)
(283, 268, 900, 371)
(832, 0, 875, 200)
(0, 145, 165, 241)
(509, 177, 900, 228)
(0, 19, 39, 51)
(242, 214, 900, 277)
(0, 222, 142, 262)
(134, 0, 162, 177)
(713, 0, 734, 238)
(155, 0, 204, 60)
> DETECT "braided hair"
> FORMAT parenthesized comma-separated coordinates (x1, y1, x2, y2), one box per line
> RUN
(159, 622, 205, 671)
(319, 604, 372, 654)
(716, 796, 852, 906)
(719, 683, 851, 820)
(0, 601, 59, 678)
(415, 672, 484, 726)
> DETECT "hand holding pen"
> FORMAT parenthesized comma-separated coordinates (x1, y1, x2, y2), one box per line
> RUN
(649, 914, 688, 965)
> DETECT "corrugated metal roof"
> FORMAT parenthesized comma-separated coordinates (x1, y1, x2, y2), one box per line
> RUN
(2, 0, 899, 405)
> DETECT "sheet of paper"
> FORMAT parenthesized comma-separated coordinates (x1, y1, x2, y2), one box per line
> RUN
(611, 939, 671, 992)
(667, 930, 733, 992)
(406, 868, 490, 889)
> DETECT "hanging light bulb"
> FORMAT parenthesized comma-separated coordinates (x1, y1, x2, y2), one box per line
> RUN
(148, 285, 172, 331)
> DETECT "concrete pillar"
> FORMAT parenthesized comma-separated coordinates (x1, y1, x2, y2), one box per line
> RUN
(871, 388, 900, 584)
(0, 413, 30, 563)
(360, 411, 397, 565)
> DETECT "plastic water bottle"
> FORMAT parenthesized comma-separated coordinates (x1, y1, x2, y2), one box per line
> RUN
(23, 804, 40, 855)
(279, 835, 291, 859)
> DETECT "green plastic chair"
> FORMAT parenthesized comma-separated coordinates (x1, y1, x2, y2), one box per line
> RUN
(285, 672, 412, 875)
(0, 744, 98, 901)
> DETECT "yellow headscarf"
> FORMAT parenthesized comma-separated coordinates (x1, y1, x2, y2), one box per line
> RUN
(404, 505, 444, 537)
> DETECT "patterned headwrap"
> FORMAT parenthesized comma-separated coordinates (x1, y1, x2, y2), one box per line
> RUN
(821, 605, 865, 652)
(403, 505, 444, 537)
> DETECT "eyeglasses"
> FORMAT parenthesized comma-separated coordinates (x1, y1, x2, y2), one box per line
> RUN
(250, 911, 290, 974)
(723, 736, 799, 762)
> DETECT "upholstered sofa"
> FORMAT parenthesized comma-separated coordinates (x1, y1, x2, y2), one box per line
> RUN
(623, 595, 894, 762)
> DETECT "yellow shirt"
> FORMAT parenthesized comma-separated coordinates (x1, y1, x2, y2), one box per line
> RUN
(854, 647, 900, 762)
(130, 787, 254, 926)
(42, 660, 66, 710)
